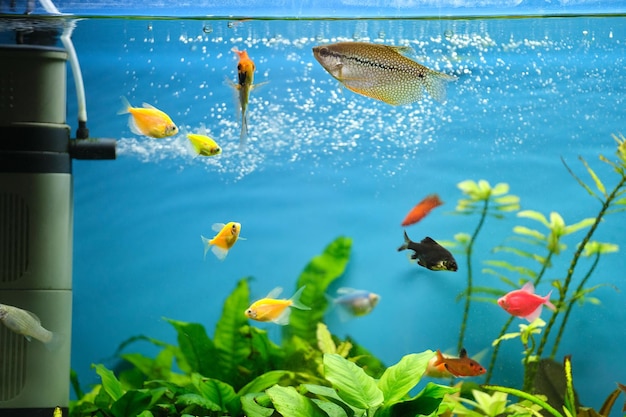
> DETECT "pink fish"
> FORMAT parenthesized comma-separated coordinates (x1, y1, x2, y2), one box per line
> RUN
(497, 282, 556, 322)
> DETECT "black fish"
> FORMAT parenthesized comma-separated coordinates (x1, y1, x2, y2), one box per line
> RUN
(397, 231, 458, 272)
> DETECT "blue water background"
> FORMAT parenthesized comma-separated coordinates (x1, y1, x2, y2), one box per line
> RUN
(65, 16, 626, 409)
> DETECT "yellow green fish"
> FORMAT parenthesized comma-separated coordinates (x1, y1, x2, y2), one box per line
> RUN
(187, 125, 221, 157)
(312, 41, 456, 105)
(245, 286, 310, 325)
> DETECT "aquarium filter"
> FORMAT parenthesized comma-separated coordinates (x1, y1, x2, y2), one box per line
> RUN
(0, 45, 115, 415)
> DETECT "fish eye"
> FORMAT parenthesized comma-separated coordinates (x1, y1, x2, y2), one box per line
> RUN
(318, 47, 329, 57)
(237, 63, 242, 70)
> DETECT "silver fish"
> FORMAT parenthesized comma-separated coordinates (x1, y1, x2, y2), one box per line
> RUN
(0, 303, 57, 345)
(312, 41, 456, 105)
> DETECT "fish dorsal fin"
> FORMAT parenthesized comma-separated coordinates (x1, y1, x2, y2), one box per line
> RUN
(420, 237, 438, 245)
(459, 348, 468, 358)
(141, 102, 158, 110)
(388, 45, 414, 57)
(336, 287, 358, 295)
(211, 245, 229, 260)
(266, 287, 283, 299)
(521, 282, 535, 294)
(211, 223, 226, 233)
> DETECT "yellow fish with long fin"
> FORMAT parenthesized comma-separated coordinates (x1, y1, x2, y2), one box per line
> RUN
(118, 97, 178, 138)
(245, 286, 310, 325)
(201, 222, 243, 260)
(312, 41, 456, 105)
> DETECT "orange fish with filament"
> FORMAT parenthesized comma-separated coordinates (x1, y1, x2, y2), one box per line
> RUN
(401, 194, 443, 226)
(425, 348, 486, 378)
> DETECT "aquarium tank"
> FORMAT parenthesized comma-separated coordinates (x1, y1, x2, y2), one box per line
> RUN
(1, 0, 626, 416)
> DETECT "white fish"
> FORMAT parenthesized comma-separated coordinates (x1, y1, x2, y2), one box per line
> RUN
(0, 303, 60, 349)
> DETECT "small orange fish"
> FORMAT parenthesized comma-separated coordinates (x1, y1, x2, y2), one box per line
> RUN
(231, 47, 257, 149)
(118, 97, 178, 139)
(201, 222, 242, 260)
(245, 286, 311, 325)
(426, 349, 486, 378)
(401, 194, 443, 227)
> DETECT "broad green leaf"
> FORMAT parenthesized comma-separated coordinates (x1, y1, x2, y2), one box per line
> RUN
(517, 210, 549, 227)
(241, 393, 275, 417)
(512, 226, 545, 241)
(317, 322, 336, 354)
(323, 353, 383, 410)
(384, 382, 457, 417)
(491, 182, 509, 196)
(93, 364, 123, 402)
(111, 390, 152, 417)
(472, 390, 508, 416)
(302, 383, 363, 415)
(238, 370, 297, 395)
(478, 179, 492, 194)
(267, 385, 328, 417)
(164, 318, 216, 378)
(214, 278, 252, 385)
(563, 217, 595, 235)
(284, 237, 352, 343)
(377, 351, 435, 404)
(312, 398, 349, 417)
(175, 393, 221, 411)
(191, 373, 240, 415)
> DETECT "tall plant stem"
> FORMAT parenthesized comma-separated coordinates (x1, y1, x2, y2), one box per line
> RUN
(550, 253, 600, 358)
(484, 250, 555, 383)
(525, 174, 626, 390)
(457, 198, 489, 353)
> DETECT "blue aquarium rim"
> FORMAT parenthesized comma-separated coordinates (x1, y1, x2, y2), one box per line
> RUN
(4, 0, 626, 18)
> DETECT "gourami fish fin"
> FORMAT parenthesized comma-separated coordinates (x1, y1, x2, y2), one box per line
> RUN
(266, 287, 283, 299)
(141, 102, 158, 110)
(200, 235, 212, 259)
(521, 282, 535, 294)
(273, 307, 291, 325)
(289, 286, 311, 311)
(117, 96, 132, 115)
(211, 223, 226, 233)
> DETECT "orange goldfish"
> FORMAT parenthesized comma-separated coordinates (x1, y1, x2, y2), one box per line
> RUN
(201, 222, 242, 260)
(426, 349, 486, 378)
(118, 97, 178, 138)
(245, 286, 310, 325)
(231, 47, 258, 149)
(497, 282, 556, 322)
(401, 194, 444, 227)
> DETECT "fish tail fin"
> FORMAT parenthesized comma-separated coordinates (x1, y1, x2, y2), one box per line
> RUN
(544, 290, 557, 311)
(44, 332, 64, 352)
(201, 235, 212, 260)
(239, 115, 248, 150)
(397, 230, 411, 252)
(289, 286, 311, 311)
(117, 96, 132, 115)
(425, 70, 457, 104)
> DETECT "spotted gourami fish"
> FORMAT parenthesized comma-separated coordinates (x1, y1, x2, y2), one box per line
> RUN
(497, 282, 556, 322)
(201, 222, 243, 260)
(0, 303, 59, 347)
(312, 41, 456, 106)
(425, 349, 486, 378)
(327, 288, 380, 319)
(397, 231, 458, 271)
(245, 286, 311, 325)
(118, 97, 178, 138)
(401, 194, 444, 227)
(231, 47, 258, 149)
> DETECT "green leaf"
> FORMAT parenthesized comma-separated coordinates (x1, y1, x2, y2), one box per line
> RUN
(457, 180, 480, 195)
(562, 217, 596, 235)
(191, 373, 240, 415)
(378, 351, 435, 404)
(385, 382, 457, 417)
(285, 237, 352, 343)
(267, 385, 328, 417)
(580, 155, 607, 197)
(241, 393, 275, 417)
(214, 278, 252, 385)
(512, 226, 545, 241)
(175, 393, 222, 411)
(582, 241, 619, 256)
(317, 322, 337, 354)
(238, 370, 297, 395)
(302, 383, 362, 415)
(312, 398, 349, 417)
(111, 390, 152, 417)
(323, 353, 383, 410)
(93, 364, 123, 402)
(491, 331, 521, 346)
(164, 318, 216, 378)
(517, 210, 549, 227)
(491, 182, 509, 196)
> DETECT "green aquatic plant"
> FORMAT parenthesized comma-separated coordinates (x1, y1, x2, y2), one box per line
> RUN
(452, 179, 520, 352)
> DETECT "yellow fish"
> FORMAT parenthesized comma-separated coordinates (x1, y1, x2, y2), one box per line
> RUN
(53, 406, 63, 417)
(312, 41, 456, 106)
(118, 96, 178, 138)
(187, 128, 221, 157)
(0, 303, 60, 348)
(245, 286, 310, 325)
(201, 222, 242, 260)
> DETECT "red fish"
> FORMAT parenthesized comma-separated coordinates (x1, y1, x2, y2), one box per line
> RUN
(401, 194, 443, 226)
(497, 282, 556, 322)
(426, 349, 486, 378)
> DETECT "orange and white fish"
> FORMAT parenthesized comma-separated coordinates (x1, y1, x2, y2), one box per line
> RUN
(401, 194, 444, 227)
(245, 286, 310, 325)
(425, 349, 486, 378)
(118, 97, 178, 138)
(312, 42, 456, 106)
(231, 47, 261, 149)
(497, 282, 556, 322)
(201, 222, 243, 260)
